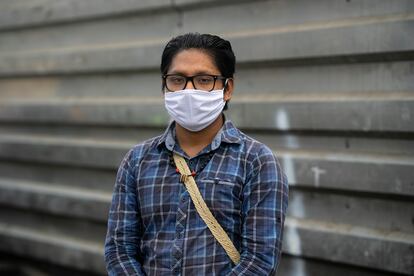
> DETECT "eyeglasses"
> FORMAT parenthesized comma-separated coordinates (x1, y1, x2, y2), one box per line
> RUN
(163, 74, 227, 92)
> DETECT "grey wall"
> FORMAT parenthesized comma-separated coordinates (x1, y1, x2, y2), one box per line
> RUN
(0, 0, 413, 275)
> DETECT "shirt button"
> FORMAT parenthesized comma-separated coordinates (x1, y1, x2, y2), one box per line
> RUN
(176, 225, 183, 232)
(181, 197, 186, 203)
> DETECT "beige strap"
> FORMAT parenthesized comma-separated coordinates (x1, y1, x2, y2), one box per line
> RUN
(173, 153, 241, 265)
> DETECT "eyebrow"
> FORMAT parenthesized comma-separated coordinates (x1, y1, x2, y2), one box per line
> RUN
(168, 70, 219, 76)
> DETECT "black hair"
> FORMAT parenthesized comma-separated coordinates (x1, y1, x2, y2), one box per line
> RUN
(160, 33, 236, 110)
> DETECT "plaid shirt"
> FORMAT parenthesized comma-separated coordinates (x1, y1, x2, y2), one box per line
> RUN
(105, 119, 288, 275)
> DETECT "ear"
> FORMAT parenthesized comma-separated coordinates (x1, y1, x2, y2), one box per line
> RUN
(223, 78, 234, 101)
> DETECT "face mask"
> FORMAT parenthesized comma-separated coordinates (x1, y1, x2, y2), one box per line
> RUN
(164, 88, 226, 132)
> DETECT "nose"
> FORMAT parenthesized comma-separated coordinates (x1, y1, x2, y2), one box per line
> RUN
(184, 78, 195, 89)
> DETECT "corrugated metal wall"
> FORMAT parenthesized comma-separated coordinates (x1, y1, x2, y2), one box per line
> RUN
(0, 0, 413, 275)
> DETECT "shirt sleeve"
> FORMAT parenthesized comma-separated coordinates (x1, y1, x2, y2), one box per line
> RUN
(104, 149, 146, 275)
(228, 146, 289, 275)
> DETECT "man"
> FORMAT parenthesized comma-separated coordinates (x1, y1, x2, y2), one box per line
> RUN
(105, 33, 289, 275)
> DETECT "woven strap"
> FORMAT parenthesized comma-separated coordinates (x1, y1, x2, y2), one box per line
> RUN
(173, 153, 241, 265)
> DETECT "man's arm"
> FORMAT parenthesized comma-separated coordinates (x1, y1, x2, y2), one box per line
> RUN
(104, 149, 146, 275)
(228, 146, 289, 275)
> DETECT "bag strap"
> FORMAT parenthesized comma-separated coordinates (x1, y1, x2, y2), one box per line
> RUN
(173, 153, 241, 265)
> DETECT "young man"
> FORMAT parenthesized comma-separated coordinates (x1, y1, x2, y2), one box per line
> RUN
(105, 33, 289, 275)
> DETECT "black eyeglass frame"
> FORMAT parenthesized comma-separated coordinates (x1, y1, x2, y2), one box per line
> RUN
(162, 74, 228, 92)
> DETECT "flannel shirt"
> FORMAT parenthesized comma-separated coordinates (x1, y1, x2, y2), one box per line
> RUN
(105, 118, 288, 275)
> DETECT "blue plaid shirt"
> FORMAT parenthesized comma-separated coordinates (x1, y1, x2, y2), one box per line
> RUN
(105, 119, 288, 275)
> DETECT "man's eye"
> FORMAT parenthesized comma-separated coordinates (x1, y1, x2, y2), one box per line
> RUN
(170, 77, 184, 83)
(197, 77, 213, 84)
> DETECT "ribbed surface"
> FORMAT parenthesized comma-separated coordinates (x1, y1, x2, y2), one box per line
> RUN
(0, 0, 413, 275)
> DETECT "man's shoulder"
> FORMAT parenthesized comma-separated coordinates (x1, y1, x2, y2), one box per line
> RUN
(223, 119, 273, 157)
(236, 129, 275, 159)
(234, 128, 283, 183)
(123, 134, 164, 164)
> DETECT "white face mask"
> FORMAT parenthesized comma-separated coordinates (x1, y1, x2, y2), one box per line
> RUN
(164, 89, 226, 132)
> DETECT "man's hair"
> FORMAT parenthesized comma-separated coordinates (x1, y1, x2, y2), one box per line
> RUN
(160, 33, 236, 109)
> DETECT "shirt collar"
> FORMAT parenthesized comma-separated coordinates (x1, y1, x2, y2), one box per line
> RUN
(157, 116, 242, 152)
(212, 118, 242, 148)
(157, 120, 176, 151)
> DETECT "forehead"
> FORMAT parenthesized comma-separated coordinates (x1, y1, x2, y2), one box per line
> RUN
(168, 49, 220, 75)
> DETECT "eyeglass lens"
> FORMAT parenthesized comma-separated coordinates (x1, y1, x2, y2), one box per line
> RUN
(165, 75, 216, 91)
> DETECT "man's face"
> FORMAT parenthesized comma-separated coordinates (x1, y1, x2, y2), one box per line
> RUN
(165, 49, 233, 101)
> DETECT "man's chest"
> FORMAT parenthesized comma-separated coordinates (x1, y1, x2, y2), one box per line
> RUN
(135, 152, 246, 231)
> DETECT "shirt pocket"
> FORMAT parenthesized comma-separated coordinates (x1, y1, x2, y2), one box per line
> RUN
(197, 178, 243, 233)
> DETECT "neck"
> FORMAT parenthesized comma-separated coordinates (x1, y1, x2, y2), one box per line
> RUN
(175, 114, 224, 158)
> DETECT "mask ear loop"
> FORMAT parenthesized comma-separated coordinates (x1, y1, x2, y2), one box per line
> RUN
(223, 78, 229, 92)
(222, 78, 231, 105)
(161, 75, 167, 94)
